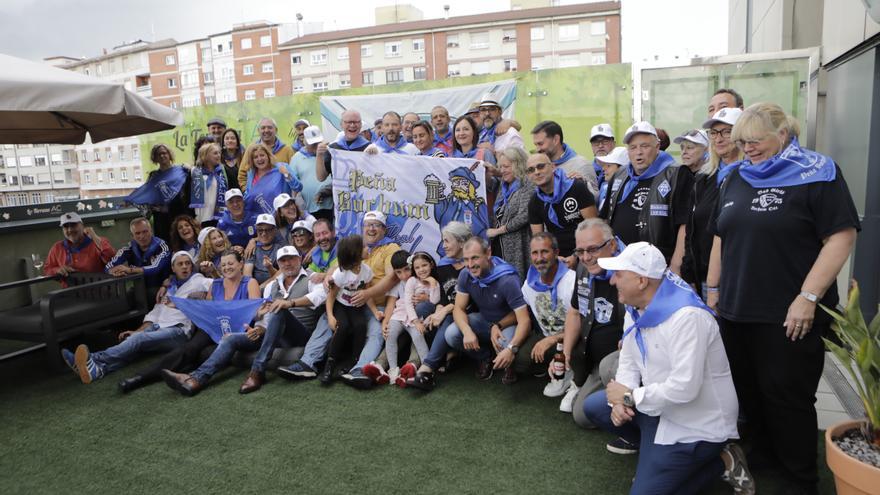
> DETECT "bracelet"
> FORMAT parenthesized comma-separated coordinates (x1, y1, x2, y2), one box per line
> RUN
(706, 286, 720, 293)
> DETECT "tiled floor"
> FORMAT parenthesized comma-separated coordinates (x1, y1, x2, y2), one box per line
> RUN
(816, 352, 859, 430)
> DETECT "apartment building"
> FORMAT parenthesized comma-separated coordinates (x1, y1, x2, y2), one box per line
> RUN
(279, 2, 621, 93)
(0, 144, 79, 206)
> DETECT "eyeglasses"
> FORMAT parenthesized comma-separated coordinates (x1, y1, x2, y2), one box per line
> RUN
(573, 238, 612, 257)
(735, 138, 764, 149)
(292, 231, 310, 237)
(707, 128, 732, 139)
(256, 227, 275, 234)
(526, 162, 551, 174)
(342, 120, 360, 125)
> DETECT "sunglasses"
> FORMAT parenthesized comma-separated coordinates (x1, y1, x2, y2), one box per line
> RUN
(526, 162, 551, 174)
(573, 238, 612, 257)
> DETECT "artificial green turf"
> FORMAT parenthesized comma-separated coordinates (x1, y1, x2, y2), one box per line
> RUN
(0, 333, 837, 494)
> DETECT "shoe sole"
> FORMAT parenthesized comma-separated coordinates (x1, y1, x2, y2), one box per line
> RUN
(61, 350, 78, 375)
(405, 379, 434, 392)
(74, 344, 93, 384)
(606, 444, 639, 455)
(342, 376, 374, 390)
(277, 367, 316, 381)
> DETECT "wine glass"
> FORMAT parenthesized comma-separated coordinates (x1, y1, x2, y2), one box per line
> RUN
(31, 253, 44, 273)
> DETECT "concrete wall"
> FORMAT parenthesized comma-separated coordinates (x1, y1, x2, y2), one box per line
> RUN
(729, 0, 824, 54)
(822, 0, 880, 63)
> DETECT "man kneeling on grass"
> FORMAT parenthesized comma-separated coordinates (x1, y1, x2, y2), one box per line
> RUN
(62, 251, 211, 387)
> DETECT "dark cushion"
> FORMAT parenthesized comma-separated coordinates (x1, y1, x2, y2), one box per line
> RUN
(0, 296, 130, 338)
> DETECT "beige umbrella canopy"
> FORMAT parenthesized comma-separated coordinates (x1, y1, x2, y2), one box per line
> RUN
(0, 53, 183, 144)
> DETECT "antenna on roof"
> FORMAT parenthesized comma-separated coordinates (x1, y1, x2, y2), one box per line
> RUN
(444, 5, 450, 20)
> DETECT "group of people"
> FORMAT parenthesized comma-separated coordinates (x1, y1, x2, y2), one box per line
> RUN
(43, 88, 860, 495)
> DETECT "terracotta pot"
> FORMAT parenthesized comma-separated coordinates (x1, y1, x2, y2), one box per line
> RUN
(825, 420, 880, 495)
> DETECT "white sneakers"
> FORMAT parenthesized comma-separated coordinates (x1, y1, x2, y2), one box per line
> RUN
(559, 382, 580, 413)
(543, 369, 573, 398)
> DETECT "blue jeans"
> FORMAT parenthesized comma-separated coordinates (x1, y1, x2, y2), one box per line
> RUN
(190, 333, 260, 384)
(583, 390, 725, 495)
(300, 313, 332, 369)
(250, 310, 312, 372)
(351, 305, 384, 373)
(92, 324, 189, 373)
(422, 312, 514, 370)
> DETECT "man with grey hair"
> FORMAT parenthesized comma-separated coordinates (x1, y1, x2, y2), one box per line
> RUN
(402, 111, 420, 143)
(106, 217, 171, 304)
(315, 109, 371, 182)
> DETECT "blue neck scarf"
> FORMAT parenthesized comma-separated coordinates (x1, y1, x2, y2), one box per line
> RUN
(438, 256, 463, 267)
(592, 158, 605, 186)
(468, 256, 517, 288)
(479, 124, 497, 145)
(716, 160, 738, 185)
(737, 137, 836, 188)
(494, 179, 521, 215)
(336, 134, 370, 151)
(298, 147, 315, 159)
(311, 238, 338, 271)
(63, 236, 93, 264)
(526, 262, 570, 310)
(367, 236, 395, 254)
(619, 151, 675, 201)
(190, 164, 228, 211)
(623, 270, 712, 363)
(125, 165, 188, 206)
(376, 135, 408, 154)
(263, 137, 285, 155)
(292, 140, 303, 152)
(552, 144, 577, 166)
(130, 237, 163, 267)
(452, 147, 479, 159)
(535, 168, 576, 228)
(168, 273, 194, 297)
(434, 128, 452, 146)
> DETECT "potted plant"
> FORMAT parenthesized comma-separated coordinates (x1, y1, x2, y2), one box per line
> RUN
(822, 282, 880, 495)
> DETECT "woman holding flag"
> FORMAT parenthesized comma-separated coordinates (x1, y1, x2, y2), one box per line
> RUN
(240, 143, 303, 218)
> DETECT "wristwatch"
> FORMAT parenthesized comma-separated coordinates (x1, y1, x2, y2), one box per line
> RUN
(506, 343, 519, 354)
(623, 391, 635, 408)
(799, 290, 819, 303)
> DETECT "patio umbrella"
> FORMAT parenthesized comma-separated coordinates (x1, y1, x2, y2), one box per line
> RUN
(0, 53, 183, 144)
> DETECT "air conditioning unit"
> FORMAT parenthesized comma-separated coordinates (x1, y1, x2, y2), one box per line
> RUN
(447, 42, 459, 48)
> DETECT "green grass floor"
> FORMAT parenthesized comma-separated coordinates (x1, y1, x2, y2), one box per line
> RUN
(0, 333, 836, 494)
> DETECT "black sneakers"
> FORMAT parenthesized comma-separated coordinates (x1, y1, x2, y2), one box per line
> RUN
(721, 443, 756, 494)
(318, 358, 336, 385)
(405, 371, 436, 391)
(606, 437, 639, 455)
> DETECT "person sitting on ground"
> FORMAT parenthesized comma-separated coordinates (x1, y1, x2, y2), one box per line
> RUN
(45, 212, 115, 284)
(64, 251, 211, 388)
(406, 236, 531, 390)
(216, 189, 254, 248)
(583, 242, 754, 495)
(106, 217, 172, 305)
(168, 214, 201, 258)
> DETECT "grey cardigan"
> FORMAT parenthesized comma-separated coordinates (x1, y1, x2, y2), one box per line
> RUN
(494, 179, 535, 280)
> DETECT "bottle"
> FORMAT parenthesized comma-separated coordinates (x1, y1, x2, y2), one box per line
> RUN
(551, 343, 566, 381)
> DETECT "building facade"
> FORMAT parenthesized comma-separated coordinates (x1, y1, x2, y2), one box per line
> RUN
(0, 144, 79, 206)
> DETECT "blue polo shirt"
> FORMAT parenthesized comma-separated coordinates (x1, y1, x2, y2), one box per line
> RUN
(456, 269, 526, 323)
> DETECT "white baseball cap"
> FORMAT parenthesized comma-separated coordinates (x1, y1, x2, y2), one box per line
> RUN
(224, 188, 243, 202)
(255, 213, 276, 226)
(197, 226, 216, 245)
(291, 219, 312, 233)
(273, 193, 294, 211)
(59, 212, 82, 226)
(303, 125, 324, 145)
(597, 242, 667, 279)
(596, 146, 629, 167)
(276, 245, 301, 259)
(171, 250, 195, 264)
(362, 210, 386, 226)
(673, 129, 709, 147)
(702, 108, 743, 129)
(590, 123, 615, 141)
(623, 121, 658, 144)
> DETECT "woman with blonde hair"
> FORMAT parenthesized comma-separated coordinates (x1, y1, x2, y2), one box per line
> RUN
(190, 142, 227, 227)
(706, 102, 860, 493)
(240, 142, 303, 218)
(487, 146, 533, 279)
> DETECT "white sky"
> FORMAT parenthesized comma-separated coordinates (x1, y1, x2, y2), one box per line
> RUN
(1, 0, 728, 62)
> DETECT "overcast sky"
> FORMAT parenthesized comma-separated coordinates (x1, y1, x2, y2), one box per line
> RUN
(1, 0, 727, 63)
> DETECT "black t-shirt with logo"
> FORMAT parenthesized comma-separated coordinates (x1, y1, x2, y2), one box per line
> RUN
(711, 166, 860, 323)
(570, 270, 622, 365)
(528, 180, 595, 257)
(609, 182, 652, 246)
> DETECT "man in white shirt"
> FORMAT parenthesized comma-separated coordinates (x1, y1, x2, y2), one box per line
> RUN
(583, 242, 754, 495)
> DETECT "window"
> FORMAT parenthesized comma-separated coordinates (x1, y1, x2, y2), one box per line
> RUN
(292, 80, 304, 93)
(385, 41, 402, 58)
(22, 175, 35, 185)
(38, 173, 51, 184)
(80, 150, 88, 162)
(201, 47, 211, 61)
(263, 88, 275, 98)
(118, 146, 126, 160)
(55, 174, 64, 184)
(339, 74, 351, 87)
(220, 67, 234, 80)
(181, 70, 199, 88)
(337, 47, 349, 60)
(503, 29, 517, 42)
(63, 150, 74, 163)
(135, 169, 142, 181)
(34, 156, 47, 167)
(558, 54, 580, 68)
(413, 66, 426, 80)
(244, 90, 256, 100)
(291, 53, 302, 64)
(447, 64, 461, 77)
(84, 68, 90, 76)
(261, 62, 273, 73)
(105, 148, 112, 160)
(531, 26, 545, 40)
(313, 80, 329, 92)
(31, 192, 41, 203)
(310, 49, 328, 65)
(205, 95, 215, 105)
(559, 24, 579, 41)
(361, 44, 373, 57)
(182, 96, 200, 108)
(170, 101, 178, 110)
(362, 71, 374, 85)
(51, 154, 62, 165)
(469, 32, 489, 49)
(471, 61, 489, 75)
(241, 38, 252, 50)
(96, 172, 103, 183)
(412, 39, 424, 52)
(121, 169, 128, 181)
(260, 35, 271, 47)
(19, 156, 33, 167)
(386, 69, 403, 83)
(591, 21, 606, 36)
(591, 53, 607, 65)
(132, 145, 139, 159)
(243, 64, 254, 75)
(108, 171, 115, 182)
(165, 54, 175, 65)
(216, 43, 224, 53)
(203, 71, 214, 83)
(96, 64, 103, 76)
(7, 175, 18, 185)
(446, 34, 459, 48)
(167, 78, 177, 89)
(504, 58, 518, 72)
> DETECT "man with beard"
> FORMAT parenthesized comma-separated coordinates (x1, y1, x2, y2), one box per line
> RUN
(532, 120, 599, 197)
(365, 111, 419, 155)
(431, 105, 453, 155)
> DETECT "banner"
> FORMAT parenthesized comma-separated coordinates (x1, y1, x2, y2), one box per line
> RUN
(329, 149, 489, 259)
(319, 79, 517, 139)
(170, 297, 265, 344)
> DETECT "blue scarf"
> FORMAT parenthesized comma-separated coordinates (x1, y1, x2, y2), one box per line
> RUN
(619, 151, 675, 201)
(534, 168, 575, 228)
(63, 236, 93, 264)
(129, 237, 163, 267)
(552, 144, 577, 166)
(171, 296, 265, 344)
(376, 135, 408, 154)
(311, 239, 338, 271)
(737, 137, 836, 188)
(434, 129, 452, 147)
(244, 165, 295, 216)
(622, 270, 712, 363)
(468, 256, 517, 288)
(264, 137, 285, 155)
(592, 158, 605, 188)
(167, 273, 193, 297)
(125, 165, 188, 206)
(453, 147, 480, 159)
(367, 236, 395, 254)
(335, 134, 371, 151)
(292, 140, 303, 153)
(479, 124, 497, 145)
(526, 262, 570, 310)
(494, 179, 520, 215)
(438, 256, 463, 267)
(298, 147, 315, 159)
(716, 160, 738, 185)
(189, 164, 228, 211)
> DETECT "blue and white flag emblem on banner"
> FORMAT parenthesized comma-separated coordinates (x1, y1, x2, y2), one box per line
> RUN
(170, 297, 265, 344)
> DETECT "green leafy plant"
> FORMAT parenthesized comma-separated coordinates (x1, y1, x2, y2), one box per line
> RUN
(822, 281, 880, 448)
